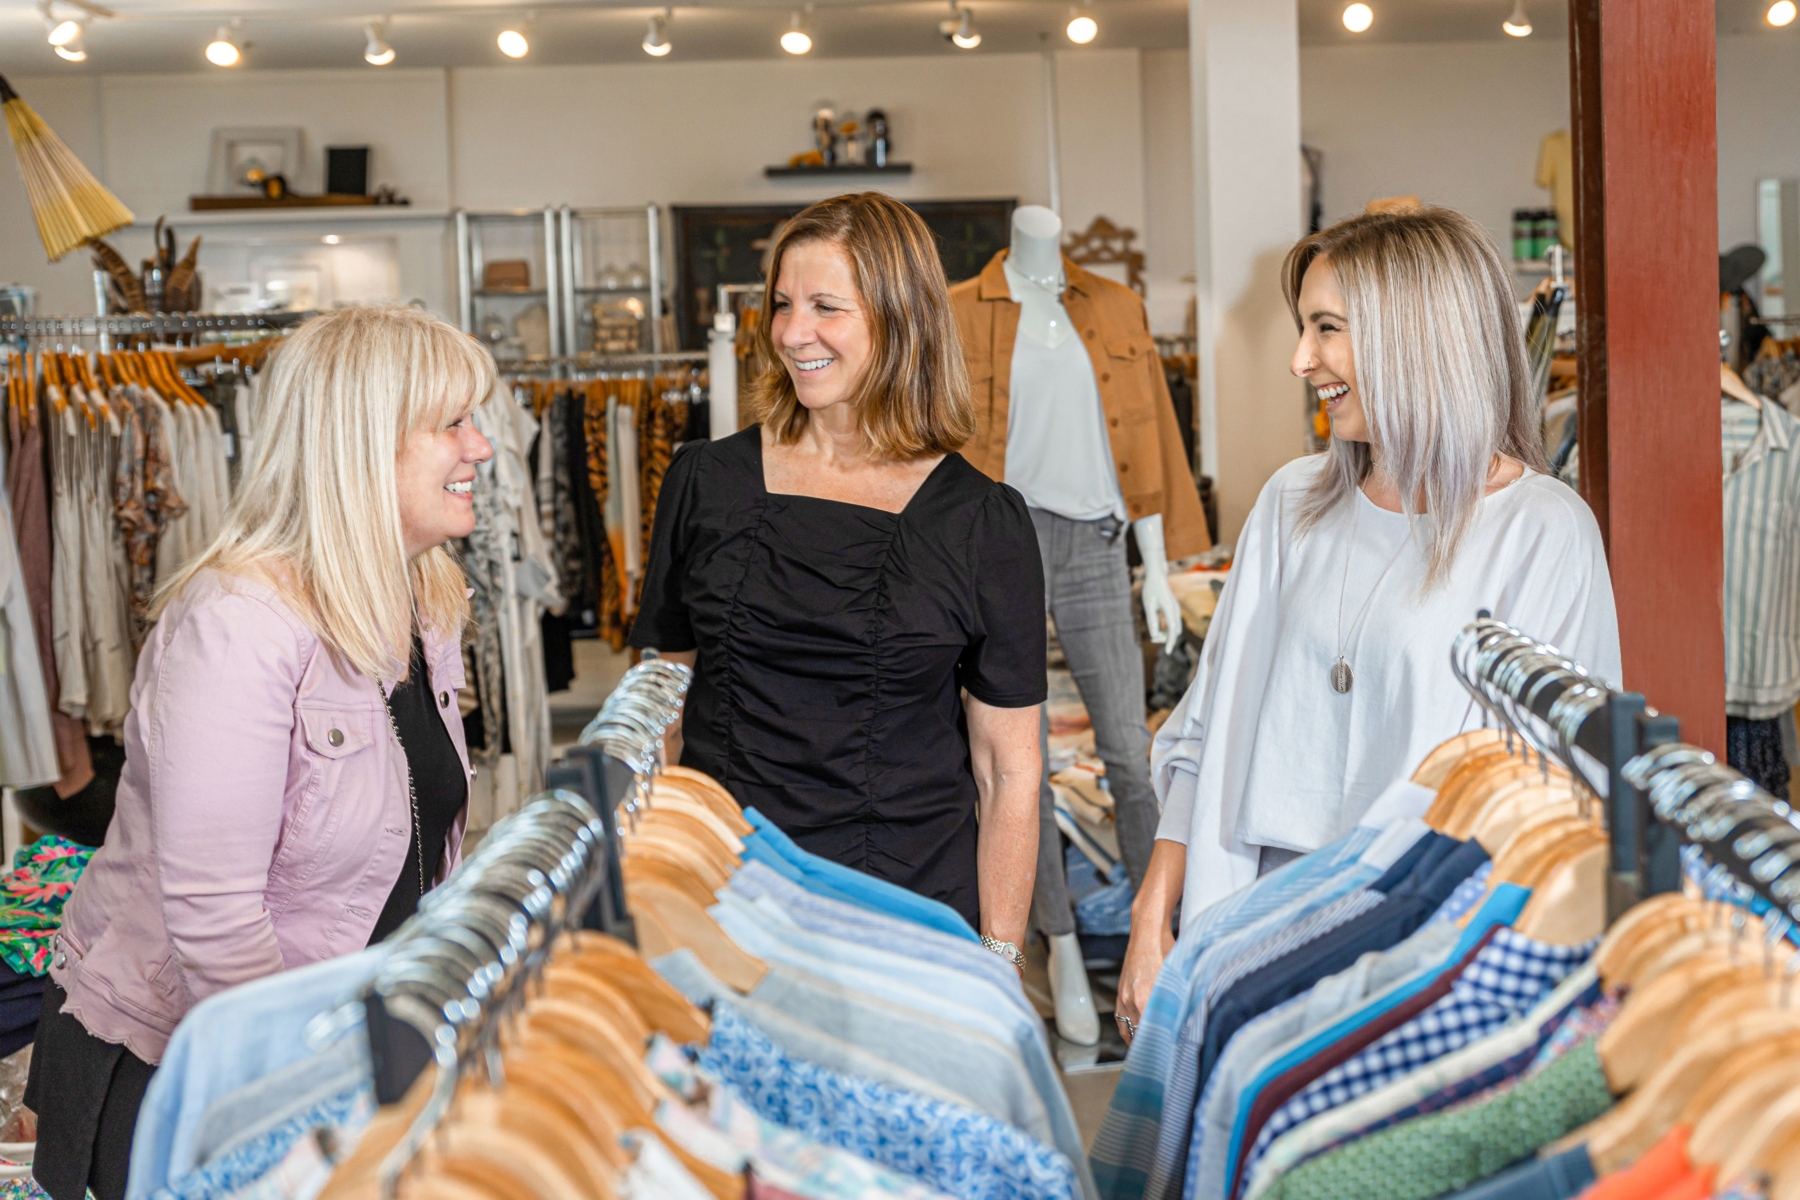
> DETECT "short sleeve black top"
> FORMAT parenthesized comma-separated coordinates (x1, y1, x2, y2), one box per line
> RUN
(629, 428, 1046, 928)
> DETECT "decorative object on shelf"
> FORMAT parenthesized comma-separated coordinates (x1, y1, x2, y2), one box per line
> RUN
(207, 126, 303, 196)
(0, 74, 133, 261)
(186, 192, 408, 210)
(90, 238, 144, 313)
(325, 145, 369, 196)
(482, 260, 532, 292)
(813, 104, 837, 166)
(1061, 215, 1147, 296)
(591, 301, 643, 354)
(868, 109, 892, 167)
(769, 104, 911, 177)
(514, 303, 551, 359)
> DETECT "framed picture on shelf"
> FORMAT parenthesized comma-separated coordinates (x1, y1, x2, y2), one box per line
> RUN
(207, 127, 305, 195)
(670, 198, 1017, 350)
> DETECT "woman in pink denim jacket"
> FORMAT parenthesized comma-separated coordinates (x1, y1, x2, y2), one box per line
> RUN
(25, 307, 495, 1200)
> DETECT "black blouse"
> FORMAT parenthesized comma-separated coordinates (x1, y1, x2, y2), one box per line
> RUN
(368, 635, 468, 945)
(629, 428, 1046, 928)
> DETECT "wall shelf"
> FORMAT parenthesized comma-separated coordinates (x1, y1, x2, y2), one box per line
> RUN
(763, 163, 913, 178)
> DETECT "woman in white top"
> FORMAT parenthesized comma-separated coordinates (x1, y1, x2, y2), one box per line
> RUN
(1113, 206, 1620, 1037)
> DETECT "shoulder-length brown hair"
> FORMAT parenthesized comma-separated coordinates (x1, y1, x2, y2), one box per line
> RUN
(748, 192, 975, 459)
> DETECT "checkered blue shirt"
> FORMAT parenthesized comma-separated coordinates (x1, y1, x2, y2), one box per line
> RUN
(1235, 925, 1597, 1198)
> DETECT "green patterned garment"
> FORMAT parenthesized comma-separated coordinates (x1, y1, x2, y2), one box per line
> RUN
(0, 837, 94, 977)
(1263, 1037, 1615, 1200)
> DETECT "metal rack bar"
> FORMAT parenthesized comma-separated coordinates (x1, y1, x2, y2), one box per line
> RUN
(0, 312, 308, 337)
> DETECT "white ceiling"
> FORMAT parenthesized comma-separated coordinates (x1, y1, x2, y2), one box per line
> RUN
(0, 0, 1790, 72)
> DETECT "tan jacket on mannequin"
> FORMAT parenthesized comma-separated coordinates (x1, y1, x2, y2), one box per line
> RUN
(949, 251, 1211, 559)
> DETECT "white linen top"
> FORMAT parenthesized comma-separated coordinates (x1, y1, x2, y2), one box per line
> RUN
(1152, 454, 1621, 927)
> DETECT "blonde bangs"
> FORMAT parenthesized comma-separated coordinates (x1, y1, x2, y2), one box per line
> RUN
(155, 306, 488, 682)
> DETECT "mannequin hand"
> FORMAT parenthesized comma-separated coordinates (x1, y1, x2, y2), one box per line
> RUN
(1132, 514, 1184, 654)
(1142, 574, 1184, 654)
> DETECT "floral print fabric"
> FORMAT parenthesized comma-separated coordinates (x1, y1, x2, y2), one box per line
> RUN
(701, 1002, 1079, 1200)
(0, 837, 93, 976)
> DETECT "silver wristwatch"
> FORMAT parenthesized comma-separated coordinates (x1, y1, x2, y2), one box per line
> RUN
(981, 934, 1025, 971)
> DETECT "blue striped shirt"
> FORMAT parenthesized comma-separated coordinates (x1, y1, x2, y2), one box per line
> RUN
(1723, 397, 1800, 717)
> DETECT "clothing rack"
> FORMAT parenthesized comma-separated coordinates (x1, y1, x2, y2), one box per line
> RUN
(495, 349, 707, 377)
(1450, 616, 1790, 926)
(0, 312, 312, 355)
(360, 659, 691, 1129)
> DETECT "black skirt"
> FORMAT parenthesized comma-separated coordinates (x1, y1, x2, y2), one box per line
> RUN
(24, 979, 156, 1200)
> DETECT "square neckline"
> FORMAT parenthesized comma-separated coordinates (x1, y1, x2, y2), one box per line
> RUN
(754, 429, 955, 518)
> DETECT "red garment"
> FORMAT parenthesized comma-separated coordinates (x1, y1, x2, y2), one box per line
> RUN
(1577, 1126, 1693, 1200)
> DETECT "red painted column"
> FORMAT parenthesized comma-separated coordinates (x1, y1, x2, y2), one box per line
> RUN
(1569, 0, 1725, 754)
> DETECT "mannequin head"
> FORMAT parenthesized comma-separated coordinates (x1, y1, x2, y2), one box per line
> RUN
(1009, 205, 1064, 283)
(1282, 205, 1546, 584)
(750, 191, 975, 458)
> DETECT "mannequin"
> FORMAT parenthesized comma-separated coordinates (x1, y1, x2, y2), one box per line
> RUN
(997, 205, 1185, 1045)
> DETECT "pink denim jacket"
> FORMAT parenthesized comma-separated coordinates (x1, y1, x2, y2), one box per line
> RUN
(50, 570, 471, 1063)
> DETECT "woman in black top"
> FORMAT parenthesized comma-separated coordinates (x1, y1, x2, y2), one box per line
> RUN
(631, 193, 1044, 957)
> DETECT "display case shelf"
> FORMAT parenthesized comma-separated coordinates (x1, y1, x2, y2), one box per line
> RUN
(763, 163, 913, 178)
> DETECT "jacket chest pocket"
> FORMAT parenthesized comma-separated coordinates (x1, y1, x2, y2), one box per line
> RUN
(1103, 337, 1160, 417)
(296, 706, 382, 805)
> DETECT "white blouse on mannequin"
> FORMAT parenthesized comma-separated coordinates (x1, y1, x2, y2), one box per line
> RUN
(1151, 453, 1621, 927)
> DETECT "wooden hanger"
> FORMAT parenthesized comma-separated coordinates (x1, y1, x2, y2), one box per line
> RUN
(1596, 894, 1710, 989)
(1468, 786, 1579, 852)
(624, 842, 726, 906)
(657, 767, 749, 831)
(1724, 362, 1764, 409)
(1441, 758, 1569, 836)
(1687, 1041, 1800, 1168)
(559, 930, 710, 1043)
(624, 872, 768, 993)
(1511, 833, 1607, 945)
(1719, 1076, 1800, 1184)
(1422, 746, 1519, 827)
(1581, 1007, 1800, 1173)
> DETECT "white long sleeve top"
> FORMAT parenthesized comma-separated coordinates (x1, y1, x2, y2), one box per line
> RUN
(1152, 454, 1621, 927)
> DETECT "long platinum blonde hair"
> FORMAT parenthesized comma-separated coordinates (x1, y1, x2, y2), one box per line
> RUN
(1283, 206, 1548, 587)
(156, 305, 495, 682)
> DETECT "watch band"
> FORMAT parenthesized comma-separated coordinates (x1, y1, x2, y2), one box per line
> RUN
(980, 934, 1026, 970)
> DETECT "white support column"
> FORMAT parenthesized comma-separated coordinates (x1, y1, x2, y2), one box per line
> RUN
(1189, 0, 1306, 542)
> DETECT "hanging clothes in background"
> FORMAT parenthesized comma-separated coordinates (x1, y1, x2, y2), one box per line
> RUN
(517, 367, 698, 658)
(458, 381, 560, 830)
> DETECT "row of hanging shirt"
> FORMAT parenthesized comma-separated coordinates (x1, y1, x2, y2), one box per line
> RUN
(124, 761, 1095, 1200)
(0, 347, 249, 789)
(1090, 715, 1800, 1200)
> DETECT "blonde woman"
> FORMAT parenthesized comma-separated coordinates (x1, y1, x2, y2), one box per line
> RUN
(1114, 207, 1620, 1036)
(27, 307, 493, 1200)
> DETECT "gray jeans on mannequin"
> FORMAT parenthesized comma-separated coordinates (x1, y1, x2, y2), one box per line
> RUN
(1027, 507, 1161, 940)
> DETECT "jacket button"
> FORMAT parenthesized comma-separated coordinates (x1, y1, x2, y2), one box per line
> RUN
(1110, 418, 1120, 427)
(439, 692, 449, 708)
(1086, 329, 1097, 338)
(327, 728, 344, 747)
(1119, 463, 1130, 474)
(54, 954, 66, 968)
(1101, 372, 1111, 383)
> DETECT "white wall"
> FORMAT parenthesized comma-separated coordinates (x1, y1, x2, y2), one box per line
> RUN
(0, 52, 1189, 325)
(1717, 35, 1800, 251)
(1142, 47, 1196, 332)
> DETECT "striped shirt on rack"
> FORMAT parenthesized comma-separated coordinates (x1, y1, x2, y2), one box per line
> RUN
(1723, 396, 1800, 718)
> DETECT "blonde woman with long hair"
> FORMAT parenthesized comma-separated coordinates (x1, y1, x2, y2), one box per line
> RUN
(1112, 207, 1620, 1039)
(26, 306, 494, 1200)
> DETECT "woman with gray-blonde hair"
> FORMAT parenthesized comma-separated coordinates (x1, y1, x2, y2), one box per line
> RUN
(25, 306, 494, 1200)
(1112, 206, 1620, 1037)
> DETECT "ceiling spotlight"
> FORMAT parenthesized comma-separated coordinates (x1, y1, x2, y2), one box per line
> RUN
(322, 235, 341, 245)
(943, 4, 981, 47)
(1341, 2, 1373, 32)
(1771, 0, 1798, 25)
(205, 23, 242, 67)
(363, 21, 394, 65)
(45, 17, 80, 47)
(1502, 0, 1531, 35)
(54, 27, 85, 60)
(1066, 6, 1097, 43)
(643, 9, 672, 55)
(780, 10, 812, 54)
(497, 26, 530, 57)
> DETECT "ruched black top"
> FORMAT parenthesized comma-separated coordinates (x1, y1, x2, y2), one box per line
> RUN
(629, 427, 1047, 927)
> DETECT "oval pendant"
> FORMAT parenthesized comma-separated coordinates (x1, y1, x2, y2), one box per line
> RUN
(1331, 658, 1354, 694)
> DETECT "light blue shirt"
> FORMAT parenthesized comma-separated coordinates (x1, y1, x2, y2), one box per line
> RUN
(742, 807, 979, 943)
(127, 948, 384, 1200)
(712, 889, 1098, 1200)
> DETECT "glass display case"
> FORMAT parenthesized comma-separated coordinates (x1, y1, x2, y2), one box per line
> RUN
(455, 208, 561, 361)
(557, 205, 663, 356)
